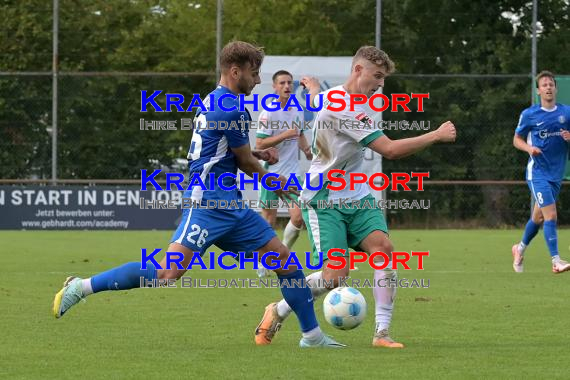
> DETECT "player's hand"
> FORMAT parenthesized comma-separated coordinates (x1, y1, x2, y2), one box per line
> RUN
(303, 147, 313, 160)
(300, 76, 320, 91)
(273, 175, 299, 201)
(282, 128, 300, 139)
(528, 146, 542, 156)
(561, 129, 570, 142)
(435, 121, 456, 143)
(253, 148, 279, 164)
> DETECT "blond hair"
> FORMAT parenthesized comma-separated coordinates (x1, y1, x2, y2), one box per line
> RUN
(352, 46, 395, 74)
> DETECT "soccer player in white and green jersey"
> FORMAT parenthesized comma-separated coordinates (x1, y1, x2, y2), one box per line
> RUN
(255, 70, 312, 277)
(255, 46, 456, 347)
(256, 70, 312, 243)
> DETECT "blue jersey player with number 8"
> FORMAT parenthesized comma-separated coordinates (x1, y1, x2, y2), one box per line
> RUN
(512, 70, 570, 274)
(52, 41, 345, 348)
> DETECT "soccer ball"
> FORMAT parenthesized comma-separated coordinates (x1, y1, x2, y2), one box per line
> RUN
(322, 287, 367, 330)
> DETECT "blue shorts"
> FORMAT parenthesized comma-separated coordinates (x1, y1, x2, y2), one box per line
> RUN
(170, 206, 276, 257)
(528, 179, 561, 208)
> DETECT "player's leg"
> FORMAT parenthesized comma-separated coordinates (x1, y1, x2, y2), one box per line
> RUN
(512, 201, 543, 272)
(228, 208, 342, 347)
(347, 196, 403, 348)
(283, 205, 350, 316)
(258, 188, 278, 278)
(257, 205, 348, 345)
(282, 175, 305, 249)
(539, 181, 570, 273)
(256, 236, 342, 347)
(52, 208, 218, 318)
(260, 186, 278, 227)
(282, 204, 304, 249)
(52, 242, 197, 319)
(526, 180, 570, 273)
(261, 208, 277, 228)
(512, 181, 545, 272)
(357, 231, 403, 348)
(257, 206, 277, 278)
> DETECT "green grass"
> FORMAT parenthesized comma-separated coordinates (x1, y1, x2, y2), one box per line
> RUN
(1, 230, 569, 379)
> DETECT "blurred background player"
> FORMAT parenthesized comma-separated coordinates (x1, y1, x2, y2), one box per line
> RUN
(511, 70, 570, 274)
(53, 41, 344, 348)
(255, 46, 456, 348)
(255, 70, 312, 277)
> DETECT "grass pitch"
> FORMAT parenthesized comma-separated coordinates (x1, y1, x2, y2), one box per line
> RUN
(1, 230, 569, 379)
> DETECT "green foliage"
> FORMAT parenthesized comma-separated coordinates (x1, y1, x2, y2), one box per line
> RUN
(0, 0, 569, 223)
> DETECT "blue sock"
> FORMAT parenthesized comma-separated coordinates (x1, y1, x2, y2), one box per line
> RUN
(91, 262, 157, 293)
(543, 220, 559, 257)
(278, 270, 318, 333)
(522, 219, 540, 245)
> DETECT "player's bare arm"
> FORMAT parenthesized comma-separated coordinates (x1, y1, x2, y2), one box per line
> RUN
(367, 120, 456, 159)
(298, 133, 313, 160)
(232, 144, 298, 200)
(513, 134, 542, 156)
(300, 76, 321, 108)
(255, 129, 299, 150)
(252, 147, 279, 165)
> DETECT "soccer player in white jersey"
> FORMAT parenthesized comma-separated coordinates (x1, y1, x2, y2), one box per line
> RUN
(255, 70, 312, 277)
(255, 46, 456, 347)
(511, 70, 570, 273)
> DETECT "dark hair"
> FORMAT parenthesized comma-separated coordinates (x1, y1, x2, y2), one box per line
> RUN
(536, 70, 557, 88)
(272, 70, 293, 83)
(220, 41, 264, 72)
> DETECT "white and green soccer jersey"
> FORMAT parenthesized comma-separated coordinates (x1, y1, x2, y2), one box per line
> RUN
(300, 85, 384, 204)
(256, 108, 304, 175)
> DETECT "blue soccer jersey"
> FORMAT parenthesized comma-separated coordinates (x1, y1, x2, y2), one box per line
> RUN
(515, 103, 570, 182)
(186, 85, 251, 202)
(172, 85, 276, 255)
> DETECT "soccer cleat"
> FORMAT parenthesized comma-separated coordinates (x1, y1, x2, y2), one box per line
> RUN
(53, 276, 84, 318)
(552, 259, 570, 274)
(512, 244, 524, 273)
(254, 302, 283, 345)
(373, 329, 404, 348)
(256, 266, 273, 278)
(299, 334, 346, 348)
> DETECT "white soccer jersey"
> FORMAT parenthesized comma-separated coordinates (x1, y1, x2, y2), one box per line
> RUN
(300, 85, 384, 203)
(256, 108, 304, 175)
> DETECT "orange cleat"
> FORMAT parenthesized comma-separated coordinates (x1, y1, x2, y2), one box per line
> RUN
(372, 329, 404, 348)
(254, 302, 283, 345)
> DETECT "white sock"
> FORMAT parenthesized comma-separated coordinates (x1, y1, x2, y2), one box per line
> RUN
(373, 268, 397, 332)
(282, 220, 302, 249)
(81, 278, 93, 296)
(518, 242, 527, 254)
(276, 271, 329, 319)
(302, 326, 323, 342)
(552, 255, 561, 263)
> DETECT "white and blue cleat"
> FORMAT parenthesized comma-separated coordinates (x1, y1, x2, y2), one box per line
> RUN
(52, 276, 85, 318)
(299, 335, 346, 348)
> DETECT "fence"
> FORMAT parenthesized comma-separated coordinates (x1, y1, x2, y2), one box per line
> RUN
(2, 0, 569, 228)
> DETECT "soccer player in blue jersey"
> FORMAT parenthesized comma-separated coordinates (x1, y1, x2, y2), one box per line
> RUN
(512, 70, 570, 274)
(52, 41, 345, 348)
